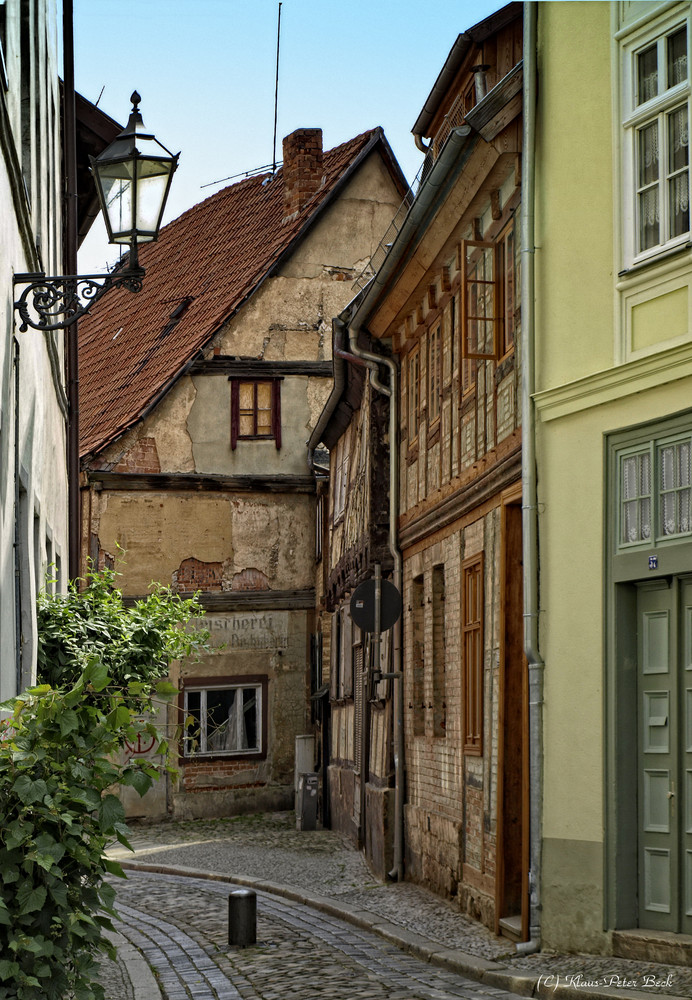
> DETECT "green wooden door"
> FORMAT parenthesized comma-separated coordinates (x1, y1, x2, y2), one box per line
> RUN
(637, 579, 692, 933)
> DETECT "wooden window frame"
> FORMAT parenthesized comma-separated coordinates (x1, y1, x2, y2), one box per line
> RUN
(180, 675, 268, 760)
(428, 323, 441, 425)
(230, 379, 282, 450)
(621, 9, 691, 266)
(332, 432, 351, 522)
(462, 553, 484, 755)
(498, 219, 516, 359)
(462, 239, 500, 362)
(408, 347, 421, 442)
(315, 492, 324, 563)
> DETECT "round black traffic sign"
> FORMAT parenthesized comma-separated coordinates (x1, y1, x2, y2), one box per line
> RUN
(350, 578, 402, 633)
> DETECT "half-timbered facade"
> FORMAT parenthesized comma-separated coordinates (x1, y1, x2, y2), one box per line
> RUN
(309, 319, 396, 876)
(334, 3, 527, 938)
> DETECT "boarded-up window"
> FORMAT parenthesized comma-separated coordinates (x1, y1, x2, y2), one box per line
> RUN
(462, 554, 484, 754)
(230, 379, 281, 449)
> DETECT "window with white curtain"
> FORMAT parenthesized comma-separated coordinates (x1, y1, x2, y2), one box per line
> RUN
(618, 433, 692, 547)
(184, 682, 263, 757)
(622, 10, 691, 264)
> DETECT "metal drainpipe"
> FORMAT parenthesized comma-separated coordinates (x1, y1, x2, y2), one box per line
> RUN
(63, 0, 80, 581)
(13, 336, 22, 696)
(346, 322, 404, 881)
(516, 0, 544, 956)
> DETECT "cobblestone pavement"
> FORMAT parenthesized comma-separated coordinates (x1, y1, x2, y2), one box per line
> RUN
(96, 812, 692, 1000)
(105, 870, 524, 1000)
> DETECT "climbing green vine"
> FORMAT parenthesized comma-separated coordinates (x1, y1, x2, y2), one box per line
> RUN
(0, 568, 208, 1000)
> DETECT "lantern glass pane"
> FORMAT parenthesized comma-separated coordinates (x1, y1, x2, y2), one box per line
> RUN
(135, 159, 174, 237)
(97, 162, 135, 242)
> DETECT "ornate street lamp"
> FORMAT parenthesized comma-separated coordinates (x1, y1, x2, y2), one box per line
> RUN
(14, 92, 178, 332)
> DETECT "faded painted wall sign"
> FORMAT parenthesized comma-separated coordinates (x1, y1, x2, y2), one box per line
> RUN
(200, 612, 289, 650)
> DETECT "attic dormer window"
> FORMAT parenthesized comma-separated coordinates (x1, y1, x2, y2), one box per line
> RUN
(230, 379, 282, 450)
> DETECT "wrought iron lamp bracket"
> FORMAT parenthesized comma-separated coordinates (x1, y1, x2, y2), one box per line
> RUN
(13, 267, 145, 332)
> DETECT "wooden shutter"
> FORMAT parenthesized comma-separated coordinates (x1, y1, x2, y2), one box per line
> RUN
(330, 609, 340, 700)
(230, 379, 239, 450)
(342, 611, 353, 699)
(272, 379, 282, 450)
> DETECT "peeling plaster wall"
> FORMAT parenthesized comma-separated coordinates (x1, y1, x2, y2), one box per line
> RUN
(88, 375, 197, 474)
(82, 146, 404, 819)
(92, 491, 313, 594)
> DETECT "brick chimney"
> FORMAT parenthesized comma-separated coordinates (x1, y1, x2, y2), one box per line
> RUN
(282, 128, 324, 221)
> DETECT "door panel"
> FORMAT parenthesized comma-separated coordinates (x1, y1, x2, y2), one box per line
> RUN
(637, 579, 692, 934)
(681, 581, 692, 931)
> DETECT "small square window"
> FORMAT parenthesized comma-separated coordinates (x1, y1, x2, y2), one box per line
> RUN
(230, 379, 281, 449)
(183, 680, 265, 757)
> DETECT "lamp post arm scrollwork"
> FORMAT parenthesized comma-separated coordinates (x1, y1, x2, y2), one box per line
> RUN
(13, 265, 145, 332)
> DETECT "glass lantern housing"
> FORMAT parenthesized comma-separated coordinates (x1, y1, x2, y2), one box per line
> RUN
(90, 91, 179, 247)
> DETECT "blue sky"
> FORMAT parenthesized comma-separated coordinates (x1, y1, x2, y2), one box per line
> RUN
(74, 0, 505, 272)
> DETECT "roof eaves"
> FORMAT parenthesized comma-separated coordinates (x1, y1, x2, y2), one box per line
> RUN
(350, 125, 478, 332)
(412, 34, 471, 139)
(411, 2, 522, 140)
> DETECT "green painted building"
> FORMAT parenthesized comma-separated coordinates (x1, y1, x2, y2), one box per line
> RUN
(531, 0, 692, 959)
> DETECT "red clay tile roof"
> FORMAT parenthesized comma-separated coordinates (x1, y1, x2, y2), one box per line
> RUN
(79, 127, 396, 460)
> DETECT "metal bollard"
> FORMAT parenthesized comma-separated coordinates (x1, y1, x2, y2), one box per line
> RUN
(228, 889, 256, 947)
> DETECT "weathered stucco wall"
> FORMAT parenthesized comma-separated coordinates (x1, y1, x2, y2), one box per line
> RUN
(91, 491, 314, 595)
(0, 0, 67, 700)
(83, 144, 404, 820)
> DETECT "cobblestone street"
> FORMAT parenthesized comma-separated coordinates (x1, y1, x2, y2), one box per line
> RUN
(106, 870, 524, 1000)
(95, 813, 692, 1000)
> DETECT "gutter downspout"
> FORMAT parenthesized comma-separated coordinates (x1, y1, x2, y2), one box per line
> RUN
(345, 320, 404, 882)
(14, 337, 22, 696)
(517, 0, 544, 955)
(307, 320, 350, 472)
(63, 0, 80, 581)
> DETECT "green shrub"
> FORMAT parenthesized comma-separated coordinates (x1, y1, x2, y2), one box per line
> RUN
(0, 568, 208, 1000)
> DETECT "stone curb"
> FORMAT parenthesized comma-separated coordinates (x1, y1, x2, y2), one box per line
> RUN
(115, 859, 691, 1000)
(105, 928, 162, 1000)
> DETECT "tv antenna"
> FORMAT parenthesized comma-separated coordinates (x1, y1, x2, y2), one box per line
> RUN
(272, 3, 282, 175)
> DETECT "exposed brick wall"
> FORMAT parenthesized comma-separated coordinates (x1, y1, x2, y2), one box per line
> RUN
(283, 128, 324, 219)
(231, 567, 270, 591)
(112, 436, 161, 474)
(401, 517, 501, 930)
(173, 558, 223, 592)
(182, 757, 265, 792)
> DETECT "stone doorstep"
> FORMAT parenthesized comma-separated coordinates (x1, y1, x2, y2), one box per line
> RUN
(612, 928, 692, 967)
